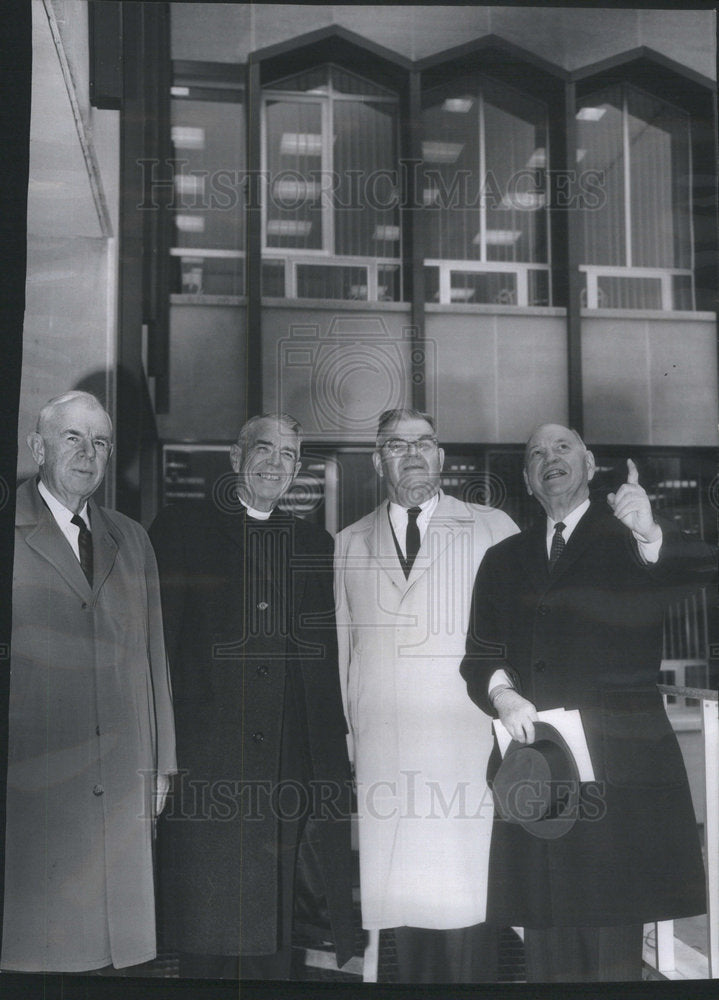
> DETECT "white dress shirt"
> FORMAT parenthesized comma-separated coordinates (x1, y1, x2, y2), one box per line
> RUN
(37, 479, 90, 563)
(387, 491, 439, 557)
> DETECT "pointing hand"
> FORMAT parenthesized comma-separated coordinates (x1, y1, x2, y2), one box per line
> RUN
(607, 459, 661, 542)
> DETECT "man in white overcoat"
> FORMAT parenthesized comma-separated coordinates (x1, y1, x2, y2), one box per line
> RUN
(1, 391, 176, 973)
(334, 409, 518, 982)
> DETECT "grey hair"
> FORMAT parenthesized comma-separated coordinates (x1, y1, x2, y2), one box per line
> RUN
(523, 424, 587, 464)
(36, 391, 113, 437)
(237, 412, 303, 452)
(375, 408, 437, 447)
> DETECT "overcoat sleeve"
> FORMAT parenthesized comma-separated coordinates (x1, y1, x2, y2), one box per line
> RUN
(639, 516, 717, 595)
(459, 545, 523, 718)
(141, 527, 177, 777)
(333, 529, 354, 765)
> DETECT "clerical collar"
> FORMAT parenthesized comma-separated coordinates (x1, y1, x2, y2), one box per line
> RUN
(237, 493, 273, 520)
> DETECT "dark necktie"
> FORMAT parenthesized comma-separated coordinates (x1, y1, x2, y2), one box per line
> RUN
(405, 506, 422, 573)
(549, 520, 566, 570)
(71, 513, 93, 586)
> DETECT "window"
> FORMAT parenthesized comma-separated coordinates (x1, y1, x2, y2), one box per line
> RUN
(421, 74, 550, 306)
(577, 83, 694, 310)
(170, 65, 245, 297)
(262, 65, 401, 301)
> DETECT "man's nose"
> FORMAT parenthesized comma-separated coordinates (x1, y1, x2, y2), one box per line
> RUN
(267, 447, 283, 466)
(78, 438, 96, 458)
(406, 441, 421, 455)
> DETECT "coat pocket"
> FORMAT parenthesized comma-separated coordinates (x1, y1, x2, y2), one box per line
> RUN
(600, 687, 687, 789)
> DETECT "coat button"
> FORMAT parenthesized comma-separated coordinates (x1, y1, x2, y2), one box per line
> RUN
(257, 601, 269, 611)
(252, 732, 265, 743)
(256, 664, 269, 677)
(92, 784, 104, 796)
(534, 660, 546, 672)
(95, 725, 101, 736)
(81, 602, 88, 610)
(537, 604, 550, 616)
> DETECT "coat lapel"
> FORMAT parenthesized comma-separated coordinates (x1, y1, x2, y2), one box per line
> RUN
(404, 492, 471, 590)
(520, 517, 552, 596)
(18, 479, 93, 600)
(87, 500, 120, 596)
(548, 500, 604, 583)
(364, 500, 407, 593)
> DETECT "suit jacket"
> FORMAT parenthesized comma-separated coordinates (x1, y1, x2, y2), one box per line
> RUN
(460, 500, 715, 927)
(2, 478, 176, 972)
(149, 500, 354, 964)
(335, 491, 518, 929)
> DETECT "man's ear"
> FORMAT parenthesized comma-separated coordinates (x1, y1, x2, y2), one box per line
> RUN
(292, 458, 302, 482)
(586, 450, 596, 482)
(372, 450, 384, 479)
(437, 446, 445, 472)
(27, 432, 44, 466)
(229, 443, 242, 473)
(522, 467, 532, 496)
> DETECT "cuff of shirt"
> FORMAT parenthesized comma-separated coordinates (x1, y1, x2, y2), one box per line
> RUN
(488, 668, 513, 697)
(635, 528, 663, 564)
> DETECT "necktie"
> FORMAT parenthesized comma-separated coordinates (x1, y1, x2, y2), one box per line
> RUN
(405, 506, 422, 573)
(71, 513, 93, 586)
(549, 521, 566, 570)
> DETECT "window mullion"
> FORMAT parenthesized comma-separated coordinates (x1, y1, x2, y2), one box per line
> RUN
(478, 90, 487, 262)
(623, 86, 632, 268)
(324, 95, 334, 256)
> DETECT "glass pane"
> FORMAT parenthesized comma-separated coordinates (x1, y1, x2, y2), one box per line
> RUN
(334, 99, 399, 258)
(627, 87, 691, 269)
(528, 269, 550, 307)
(261, 260, 285, 297)
(483, 79, 548, 264)
(296, 264, 367, 300)
(673, 273, 694, 311)
(424, 266, 440, 303)
(450, 271, 517, 304)
(421, 79, 480, 261)
(171, 97, 245, 256)
(265, 100, 323, 250)
(378, 264, 401, 302)
(176, 255, 244, 297)
(576, 85, 626, 266)
(597, 275, 662, 309)
(421, 75, 548, 267)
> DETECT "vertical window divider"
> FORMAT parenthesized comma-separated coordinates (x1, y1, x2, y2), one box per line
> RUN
(622, 86, 633, 268)
(323, 88, 334, 255)
(478, 90, 487, 262)
(688, 117, 697, 310)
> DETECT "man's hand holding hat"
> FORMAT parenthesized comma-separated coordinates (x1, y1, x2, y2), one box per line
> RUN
(492, 687, 539, 744)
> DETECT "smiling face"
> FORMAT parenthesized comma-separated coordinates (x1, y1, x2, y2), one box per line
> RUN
(28, 397, 113, 513)
(230, 417, 301, 512)
(372, 415, 444, 507)
(523, 423, 596, 520)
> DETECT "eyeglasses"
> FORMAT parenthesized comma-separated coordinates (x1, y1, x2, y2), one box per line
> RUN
(381, 436, 438, 456)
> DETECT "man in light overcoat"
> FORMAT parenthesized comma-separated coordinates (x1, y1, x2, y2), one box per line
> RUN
(335, 408, 518, 982)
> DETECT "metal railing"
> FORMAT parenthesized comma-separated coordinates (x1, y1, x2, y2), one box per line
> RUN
(645, 685, 719, 979)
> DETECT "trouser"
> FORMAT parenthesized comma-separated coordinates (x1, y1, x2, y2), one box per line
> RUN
(392, 922, 499, 983)
(523, 923, 644, 982)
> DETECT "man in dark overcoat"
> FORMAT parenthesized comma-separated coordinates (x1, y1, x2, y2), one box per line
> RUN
(460, 423, 715, 982)
(150, 413, 354, 979)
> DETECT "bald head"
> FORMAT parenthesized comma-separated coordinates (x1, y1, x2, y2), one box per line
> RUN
(523, 423, 596, 521)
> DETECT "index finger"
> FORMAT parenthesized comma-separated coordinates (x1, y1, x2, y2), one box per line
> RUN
(626, 457, 639, 485)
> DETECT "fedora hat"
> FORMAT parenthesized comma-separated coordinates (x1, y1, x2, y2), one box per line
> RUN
(491, 721, 581, 840)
